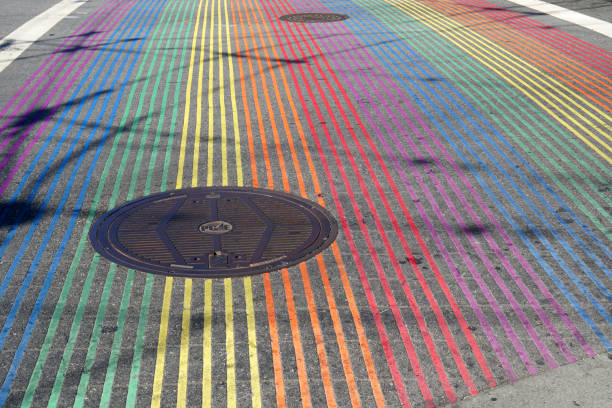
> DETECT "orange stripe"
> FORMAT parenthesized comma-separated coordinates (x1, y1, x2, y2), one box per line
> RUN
(288, 92, 379, 406)
(240, 2, 343, 406)
(263, 274, 287, 407)
(422, 0, 612, 110)
(299, 262, 337, 408)
(248, 29, 366, 408)
(281, 269, 312, 407)
(330, 243, 387, 407)
(235, 0, 273, 189)
(243, 0, 386, 406)
(314, 255, 363, 407)
(244, 0, 386, 405)
(233, 0, 384, 405)
(238, 0, 315, 404)
(274, 60, 373, 405)
(228, 0, 257, 188)
(240, 0, 290, 192)
(230, 2, 286, 407)
(289, 83, 384, 407)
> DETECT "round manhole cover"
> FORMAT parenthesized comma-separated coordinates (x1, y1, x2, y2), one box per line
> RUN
(279, 13, 349, 23)
(89, 187, 338, 278)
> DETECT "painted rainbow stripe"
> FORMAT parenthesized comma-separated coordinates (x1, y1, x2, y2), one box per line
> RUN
(0, 0, 609, 406)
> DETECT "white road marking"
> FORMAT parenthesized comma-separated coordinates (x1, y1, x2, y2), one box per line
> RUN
(0, 0, 86, 73)
(503, 0, 612, 38)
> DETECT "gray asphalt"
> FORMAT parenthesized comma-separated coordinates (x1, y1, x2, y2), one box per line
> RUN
(0, 0, 611, 407)
(0, 0, 62, 39)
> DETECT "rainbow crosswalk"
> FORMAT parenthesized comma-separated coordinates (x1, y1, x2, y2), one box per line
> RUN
(0, 0, 610, 406)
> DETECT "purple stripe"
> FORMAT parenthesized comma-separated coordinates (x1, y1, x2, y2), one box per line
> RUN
(310, 30, 524, 379)
(310, 3, 592, 366)
(0, 0, 120, 136)
(301, 12, 569, 375)
(325, 1, 594, 358)
(0, 0, 140, 196)
(0, 0, 133, 167)
(319, 31, 566, 369)
(363, 5, 594, 358)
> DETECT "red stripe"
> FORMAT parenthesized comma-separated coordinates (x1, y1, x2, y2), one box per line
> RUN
(266, 0, 501, 398)
(268, 8, 497, 391)
(460, 0, 612, 73)
(419, 0, 612, 112)
(261, 0, 476, 405)
(260, 8, 412, 408)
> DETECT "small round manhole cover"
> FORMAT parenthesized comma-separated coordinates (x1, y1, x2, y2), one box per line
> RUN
(89, 187, 338, 278)
(279, 13, 349, 23)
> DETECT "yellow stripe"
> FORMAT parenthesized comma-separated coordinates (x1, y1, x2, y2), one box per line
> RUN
(202, 279, 213, 406)
(224, 0, 242, 187)
(195, 0, 217, 404)
(192, 0, 212, 187)
(221, 0, 260, 404)
(151, 278, 174, 408)
(243, 277, 262, 407)
(387, 0, 612, 162)
(224, 279, 236, 407)
(151, 1, 208, 403)
(177, 0, 206, 188)
(218, 0, 228, 186)
(177, 279, 192, 408)
(217, 0, 237, 406)
(203, 0, 216, 186)
(176, 0, 212, 403)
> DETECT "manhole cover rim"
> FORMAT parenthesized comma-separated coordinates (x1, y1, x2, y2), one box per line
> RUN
(89, 186, 338, 279)
(279, 13, 350, 23)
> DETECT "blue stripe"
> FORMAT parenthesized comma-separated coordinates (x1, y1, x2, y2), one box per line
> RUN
(328, 0, 612, 283)
(0, 0, 151, 284)
(0, 0, 157, 350)
(319, 0, 612, 349)
(0, 0, 167, 403)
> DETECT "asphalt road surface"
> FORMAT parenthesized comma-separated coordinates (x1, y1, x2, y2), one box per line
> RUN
(0, 0, 611, 406)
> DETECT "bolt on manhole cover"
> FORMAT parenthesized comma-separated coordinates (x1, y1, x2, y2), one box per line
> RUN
(89, 187, 338, 278)
(279, 13, 349, 23)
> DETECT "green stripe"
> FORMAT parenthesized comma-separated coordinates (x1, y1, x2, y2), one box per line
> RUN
(20, 0, 174, 405)
(125, 0, 199, 404)
(125, 274, 153, 407)
(99, 0, 191, 401)
(99, 270, 134, 407)
(19, 0, 160, 405)
(72, 263, 117, 406)
(347, 0, 612, 239)
(98, 0, 189, 398)
(47, 252, 100, 407)
(102, 0, 199, 404)
(70, 0, 182, 405)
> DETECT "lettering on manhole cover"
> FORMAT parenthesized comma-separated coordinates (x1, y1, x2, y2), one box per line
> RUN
(279, 13, 349, 23)
(89, 187, 338, 278)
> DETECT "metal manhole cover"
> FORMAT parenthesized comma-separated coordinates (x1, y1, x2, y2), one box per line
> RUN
(89, 187, 338, 278)
(279, 13, 349, 23)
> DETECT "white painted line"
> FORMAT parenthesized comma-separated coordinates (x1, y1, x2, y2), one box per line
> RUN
(503, 0, 612, 38)
(0, 0, 86, 73)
